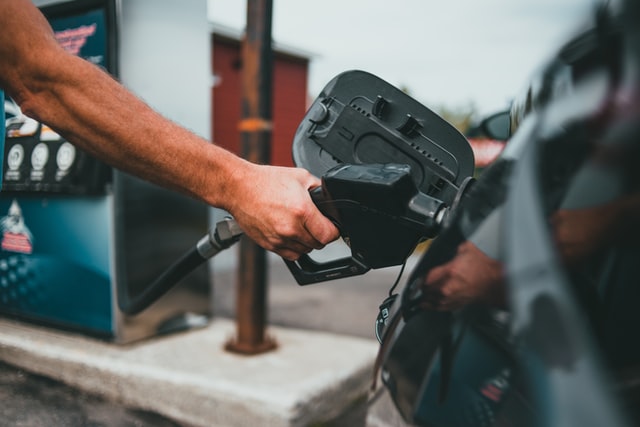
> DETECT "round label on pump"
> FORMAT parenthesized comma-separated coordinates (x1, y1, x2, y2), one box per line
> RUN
(7, 144, 24, 170)
(56, 142, 76, 171)
(31, 143, 49, 171)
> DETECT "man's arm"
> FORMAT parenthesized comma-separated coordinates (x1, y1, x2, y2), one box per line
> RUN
(0, 0, 338, 260)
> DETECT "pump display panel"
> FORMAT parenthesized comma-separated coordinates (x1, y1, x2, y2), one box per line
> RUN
(2, 0, 117, 195)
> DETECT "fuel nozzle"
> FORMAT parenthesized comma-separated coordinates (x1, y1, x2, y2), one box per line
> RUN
(196, 216, 244, 259)
(286, 163, 451, 285)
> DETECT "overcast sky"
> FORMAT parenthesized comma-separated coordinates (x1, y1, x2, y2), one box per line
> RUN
(208, 0, 592, 117)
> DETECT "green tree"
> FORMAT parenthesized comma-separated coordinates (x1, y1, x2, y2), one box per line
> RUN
(433, 102, 478, 134)
(398, 85, 478, 134)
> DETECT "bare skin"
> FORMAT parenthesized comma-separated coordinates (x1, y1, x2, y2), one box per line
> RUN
(0, 0, 338, 260)
(420, 240, 506, 311)
(550, 194, 640, 266)
(421, 194, 640, 311)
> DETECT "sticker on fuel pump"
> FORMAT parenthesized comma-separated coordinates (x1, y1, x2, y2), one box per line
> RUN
(55, 142, 76, 181)
(30, 143, 49, 181)
(5, 144, 24, 181)
(0, 200, 33, 254)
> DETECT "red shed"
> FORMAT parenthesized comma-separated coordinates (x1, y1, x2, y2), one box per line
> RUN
(211, 26, 313, 167)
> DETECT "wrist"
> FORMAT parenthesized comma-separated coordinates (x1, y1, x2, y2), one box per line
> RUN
(200, 145, 252, 212)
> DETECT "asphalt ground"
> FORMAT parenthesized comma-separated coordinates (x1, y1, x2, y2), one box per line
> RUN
(0, 242, 418, 426)
(0, 360, 182, 427)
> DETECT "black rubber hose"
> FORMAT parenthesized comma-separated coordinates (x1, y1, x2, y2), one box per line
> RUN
(118, 247, 206, 316)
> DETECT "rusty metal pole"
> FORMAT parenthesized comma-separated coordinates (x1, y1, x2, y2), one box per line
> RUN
(225, 0, 277, 355)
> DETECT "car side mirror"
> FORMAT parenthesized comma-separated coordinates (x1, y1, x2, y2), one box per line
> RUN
(480, 110, 511, 141)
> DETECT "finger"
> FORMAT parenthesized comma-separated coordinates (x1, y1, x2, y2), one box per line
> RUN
(306, 177, 322, 190)
(273, 240, 315, 261)
(424, 264, 448, 286)
(303, 178, 340, 246)
(302, 210, 340, 249)
(423, 289, 444, 306)
(419, 299, 446, 312)
(418, 281, 443, 305)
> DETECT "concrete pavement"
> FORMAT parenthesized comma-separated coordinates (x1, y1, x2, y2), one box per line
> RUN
(0, 241, 420, 426)
(0, 317, 378, 427)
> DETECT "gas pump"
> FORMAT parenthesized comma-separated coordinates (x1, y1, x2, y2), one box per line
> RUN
(0, 0, 212, 343)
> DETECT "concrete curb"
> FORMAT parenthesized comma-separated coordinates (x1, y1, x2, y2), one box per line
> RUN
(0, 317, 379, 427)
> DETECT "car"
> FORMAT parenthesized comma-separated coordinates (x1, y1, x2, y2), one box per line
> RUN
(465, 110, 510, 172)
(376, 1, 640, 426)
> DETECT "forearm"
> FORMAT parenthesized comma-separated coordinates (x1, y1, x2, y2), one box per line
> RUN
(1, 0, 247, 209)
(9, 54, 246, 209)
(0, 0, 339, 259)
(25, 56, 245, 207)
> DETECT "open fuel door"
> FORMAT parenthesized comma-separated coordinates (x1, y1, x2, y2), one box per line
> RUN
(287, 70, 475, 285)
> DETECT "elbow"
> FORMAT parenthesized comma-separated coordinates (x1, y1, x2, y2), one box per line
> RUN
(3, 73, 45, 123)
(12, 92, 46, 123)
(5, 48, 67, 123)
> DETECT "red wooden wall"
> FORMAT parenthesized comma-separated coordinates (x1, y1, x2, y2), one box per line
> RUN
(211, 33, 310, 167)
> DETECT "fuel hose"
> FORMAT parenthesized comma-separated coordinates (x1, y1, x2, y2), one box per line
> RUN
(118, 217, 243, 315)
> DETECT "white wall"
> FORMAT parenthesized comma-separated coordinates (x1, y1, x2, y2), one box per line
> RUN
(119, 0, 210, 139)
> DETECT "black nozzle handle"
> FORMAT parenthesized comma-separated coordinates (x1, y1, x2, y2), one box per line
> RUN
(284, 182, 368, 285)
(285, 254, 370, 286)
(309, 185, 325, 203)
(309, 185, 338, 223)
